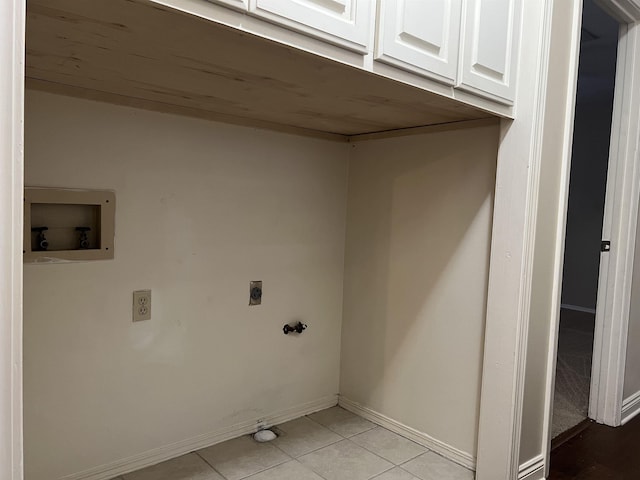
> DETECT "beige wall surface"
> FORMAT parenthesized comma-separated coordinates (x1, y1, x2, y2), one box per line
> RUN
(23, 91, 349, 480)
(339, 125, 499, 458)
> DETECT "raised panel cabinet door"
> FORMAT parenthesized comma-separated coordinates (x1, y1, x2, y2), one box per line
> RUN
(206, 0, 248, 10)
(376, 0, 462, 85)
(252, 0, 373, 53)
(458, 0, 522, 104)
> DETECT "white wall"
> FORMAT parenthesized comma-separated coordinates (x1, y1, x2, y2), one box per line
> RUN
(23, 91, 349, 480)
(339, 124, 499, 459)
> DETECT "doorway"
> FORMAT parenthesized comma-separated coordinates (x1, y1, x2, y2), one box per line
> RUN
(552, 0, 620, 441)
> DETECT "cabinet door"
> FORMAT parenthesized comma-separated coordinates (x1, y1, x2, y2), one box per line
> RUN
(252, 0, 372, 53)
(207, 0, 248, 10)
(458, 0, 522, 104)
(376, 0, 462, 85)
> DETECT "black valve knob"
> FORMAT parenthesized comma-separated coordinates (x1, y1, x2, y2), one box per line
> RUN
(76, 227, 91, 249)
(32, 226, 49, 251)
(283, 322, 307, 335)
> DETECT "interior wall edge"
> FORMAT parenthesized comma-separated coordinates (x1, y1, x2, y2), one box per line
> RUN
(338, 396, 476, 470)
(346, 117, 499, 143)
(57, 395, 338, 480)
(24, 78, 350, 144)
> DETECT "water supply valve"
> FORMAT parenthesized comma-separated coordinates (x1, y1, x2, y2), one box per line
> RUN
(32, 226, 49, 251)
(76, 226, 91, 249)
(283, 321, 307, 335)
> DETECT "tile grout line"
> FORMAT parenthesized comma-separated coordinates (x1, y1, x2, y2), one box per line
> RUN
(304, 411, 430, 475)
(121, 407, 470, 480)
(300, 411, 420, 478)
(348, 426, 430, 467)
(397, 461, 421, 479)
(296, 414, 382, 480)
(237, 434, 293, 480)
(342, 436, 396, 469)
(304, 413, 378, 439)
(399, 448, 476, 475)
(369, 463, 399, 479)
(193, 449, 234, 480)
(291, 421, 402, 480)
(303, 413, 341, 432)
(287, 437, 344, 459)
(284, 416, 345, 479)
(193, 416, 346, 480)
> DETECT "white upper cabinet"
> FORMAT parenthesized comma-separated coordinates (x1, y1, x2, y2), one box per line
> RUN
(458, 0, 522, 104)
(202, 0, 521, 113)
(251, 0, 373, 52)
(207, 0, 248, 10)
(376, 0, 462, 85)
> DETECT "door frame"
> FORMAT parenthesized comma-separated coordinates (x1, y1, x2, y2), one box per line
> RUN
(540, 4, 640, 478)
(0, 0, 25, 479)
(475, 1, 559, 478)
(587, 2, 640, 427)
(477, 0, 640, 479)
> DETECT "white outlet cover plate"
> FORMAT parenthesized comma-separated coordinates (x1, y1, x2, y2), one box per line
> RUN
(133, 289, 151, 322)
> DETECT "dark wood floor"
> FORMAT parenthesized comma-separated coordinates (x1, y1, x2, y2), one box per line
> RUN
(549, 414, 640, 479)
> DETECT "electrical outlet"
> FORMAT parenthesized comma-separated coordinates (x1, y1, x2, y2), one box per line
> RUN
(133, 290, 151, 322)
(249, 281, 262, 306)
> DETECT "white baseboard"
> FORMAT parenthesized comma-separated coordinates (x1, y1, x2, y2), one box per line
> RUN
(338, 396, 475, 470)
(518, 454, 545, 480)
(59, 395, 339, 480)
(560, 303, 596, 314)
(622, 390, 640, 425)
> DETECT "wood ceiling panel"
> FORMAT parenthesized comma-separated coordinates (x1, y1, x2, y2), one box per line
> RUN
(26, 0, 493, 136)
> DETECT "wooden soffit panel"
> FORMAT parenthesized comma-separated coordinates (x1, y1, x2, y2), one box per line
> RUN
(26, 0, 494, 136)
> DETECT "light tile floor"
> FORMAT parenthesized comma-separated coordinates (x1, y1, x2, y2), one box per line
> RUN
(111, 406, 474, 480)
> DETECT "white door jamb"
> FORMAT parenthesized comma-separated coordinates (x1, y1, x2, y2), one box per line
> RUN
(475, 1, 553, 479)
(0, 1, 25, 479)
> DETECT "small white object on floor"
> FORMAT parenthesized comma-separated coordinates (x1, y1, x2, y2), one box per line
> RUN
(253, 429, 276, 442)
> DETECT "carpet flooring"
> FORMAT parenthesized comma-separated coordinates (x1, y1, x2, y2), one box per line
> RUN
(551, 309, 595, 439)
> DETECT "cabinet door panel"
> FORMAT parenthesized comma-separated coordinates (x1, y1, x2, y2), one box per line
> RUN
(252, 0, 372, 52)
(458, 0, 521, 104)
(376, 0, 461, 85)
(207, 0, 248, 11)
